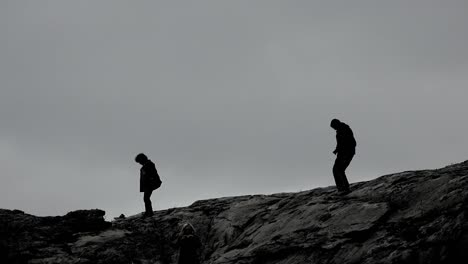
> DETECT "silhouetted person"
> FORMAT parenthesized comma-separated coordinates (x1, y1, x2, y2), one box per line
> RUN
(330, 119, 356, 194)
(135, 153, 162, 218)
(177, 223, 201, 264)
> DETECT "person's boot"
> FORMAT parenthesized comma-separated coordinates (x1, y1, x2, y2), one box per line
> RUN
(141, 213, 153, 219)
(143, 200, 153, 218)
(338, 188, 350, 195)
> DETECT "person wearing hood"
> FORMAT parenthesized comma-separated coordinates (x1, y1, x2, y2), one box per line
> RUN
(177, 223, 201, 264)
(135, 153, 162, 217)
(330, 119, 356, 194)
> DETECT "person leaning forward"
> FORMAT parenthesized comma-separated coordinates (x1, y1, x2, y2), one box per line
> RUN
(330, 119, 356, 194)
(135, 153, 162, 217)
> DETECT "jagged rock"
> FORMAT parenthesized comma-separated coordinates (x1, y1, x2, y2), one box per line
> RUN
(114, 214, 126, 221)
(2, 161, 468, 263)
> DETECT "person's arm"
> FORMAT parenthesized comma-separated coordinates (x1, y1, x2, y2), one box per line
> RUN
(333, 132, 341, 155)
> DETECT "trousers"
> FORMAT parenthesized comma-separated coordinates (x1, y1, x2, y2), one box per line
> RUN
(333, 151, 355, 192)
(143, 190, 153, 215)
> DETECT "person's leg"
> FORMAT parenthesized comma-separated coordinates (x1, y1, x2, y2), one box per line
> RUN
(340, 153, 355, 191)
(342, 153, 354, 171)
(143, 190, 154, 216)
(333, 157, 345, 192)
(341, 170, 350, 191)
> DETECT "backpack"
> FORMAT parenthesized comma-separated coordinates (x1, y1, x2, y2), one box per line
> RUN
(150, 164, 162, 190)
(152, 174, 162, 190)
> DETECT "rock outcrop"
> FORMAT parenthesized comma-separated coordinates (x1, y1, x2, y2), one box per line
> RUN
(2, 161, 468, 264)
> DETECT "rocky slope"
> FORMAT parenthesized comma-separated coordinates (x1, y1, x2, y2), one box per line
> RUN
(2, 160, 468, 264)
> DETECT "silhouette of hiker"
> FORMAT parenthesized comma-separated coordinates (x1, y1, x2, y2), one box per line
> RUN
(330, 119, 356, 194)
(177, 223, 201, 264)
(135, 153, 162, 217)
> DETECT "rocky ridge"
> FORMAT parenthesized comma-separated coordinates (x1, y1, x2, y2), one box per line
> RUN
(2, 160, 468, 264)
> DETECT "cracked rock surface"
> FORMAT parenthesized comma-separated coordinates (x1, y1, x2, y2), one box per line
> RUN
(2, 161, 468, 263)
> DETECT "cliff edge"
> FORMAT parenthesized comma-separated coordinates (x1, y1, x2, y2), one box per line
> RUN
(2, 161, 468, 264)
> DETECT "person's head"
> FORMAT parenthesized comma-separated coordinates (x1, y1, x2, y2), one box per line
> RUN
(330, 119, 341, 130)
(181, 222, 196, 236)
(135, 153, 148, 165)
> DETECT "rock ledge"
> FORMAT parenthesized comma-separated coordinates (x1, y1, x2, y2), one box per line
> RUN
(2, 161, 468, 264)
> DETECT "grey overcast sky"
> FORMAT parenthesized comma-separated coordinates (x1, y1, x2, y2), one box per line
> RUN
(1, 1, 468, 219)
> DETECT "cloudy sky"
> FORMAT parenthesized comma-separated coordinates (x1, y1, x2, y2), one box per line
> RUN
(1, 1, 467, 219)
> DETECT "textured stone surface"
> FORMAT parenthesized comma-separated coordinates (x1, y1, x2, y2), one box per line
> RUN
(2, 161, 468, 263)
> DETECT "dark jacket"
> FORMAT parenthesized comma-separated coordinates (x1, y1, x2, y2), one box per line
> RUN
(335, 123, 356, 154)
(177, 234, 201, 264)
(140, 160, 160, 192)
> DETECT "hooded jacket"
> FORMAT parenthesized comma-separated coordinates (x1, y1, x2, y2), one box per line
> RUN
(335, 122, 356, 154)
